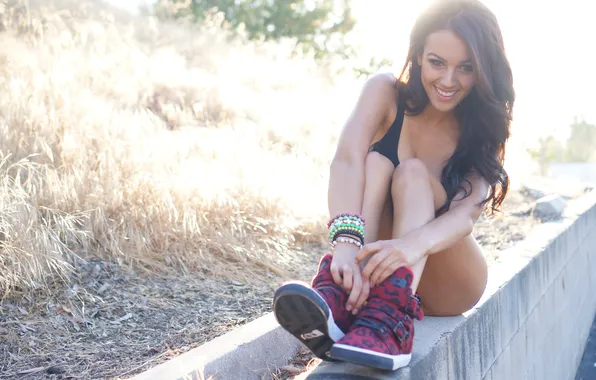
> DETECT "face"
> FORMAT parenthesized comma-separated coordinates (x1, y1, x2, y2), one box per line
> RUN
(417, 29, 475, 113)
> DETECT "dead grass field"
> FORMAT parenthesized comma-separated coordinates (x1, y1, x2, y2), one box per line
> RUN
(0, 0, 360, 296)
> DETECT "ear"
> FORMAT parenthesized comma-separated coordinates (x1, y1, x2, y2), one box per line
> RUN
(417, 53, 422, 66)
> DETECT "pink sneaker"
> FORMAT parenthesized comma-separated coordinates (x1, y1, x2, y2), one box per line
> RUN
(329, 266, 424, 370)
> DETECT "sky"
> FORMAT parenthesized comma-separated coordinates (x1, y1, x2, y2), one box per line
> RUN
(104, 0, 596, 145)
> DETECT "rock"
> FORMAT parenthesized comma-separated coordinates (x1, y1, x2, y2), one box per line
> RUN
(533, 194, 566, 220)
(522, 185, 546, 200)
(46, 365, 67, 375)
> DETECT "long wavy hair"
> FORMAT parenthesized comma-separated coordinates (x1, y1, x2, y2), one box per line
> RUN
(397, 0, 515, 216)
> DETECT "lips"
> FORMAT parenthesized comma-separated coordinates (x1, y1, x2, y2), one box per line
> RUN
(434, 86, 457, 100)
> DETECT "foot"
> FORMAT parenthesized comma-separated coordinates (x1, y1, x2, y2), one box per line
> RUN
(272, 254, 353, 361)
(329, 266, 424, 370)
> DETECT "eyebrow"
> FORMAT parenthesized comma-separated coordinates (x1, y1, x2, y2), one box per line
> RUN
(428, 52, 471, 64)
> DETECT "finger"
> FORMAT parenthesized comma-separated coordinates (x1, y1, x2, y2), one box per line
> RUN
(355, 241, 382, 263)
(354, 277, 370, 312)
(342, 265, 353, 292)
(346, 267, 362, 312)
(330, 265, 343, 287)
(370, 254, 403, 285)
(362, 249, 391, 279)
(372, 256, 403, 285)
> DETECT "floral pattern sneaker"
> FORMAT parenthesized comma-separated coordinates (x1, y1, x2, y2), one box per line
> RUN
(273, 254, 354, 361)
(329, 266, 424, 370)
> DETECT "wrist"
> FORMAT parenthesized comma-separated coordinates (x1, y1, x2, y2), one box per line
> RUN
(332, 242, 360, 255)
(399, 230, 430, 259)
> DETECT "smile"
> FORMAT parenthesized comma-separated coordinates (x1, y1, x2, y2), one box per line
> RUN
(434, 86, 457, 99)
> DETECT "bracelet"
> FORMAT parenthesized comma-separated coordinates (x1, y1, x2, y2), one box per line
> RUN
(328, 223, 364, 241)
(331, 229, 364, 245)
(330, 236, 363, 250)
(327, 213, 366, 229)
(328, 217, 365, 237)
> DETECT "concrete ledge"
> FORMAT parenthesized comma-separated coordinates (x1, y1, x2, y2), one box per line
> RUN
(309, 191, 596, 379)
(131, 313, 301, 380)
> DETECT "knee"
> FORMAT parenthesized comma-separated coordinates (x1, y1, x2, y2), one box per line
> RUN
(393, 158, 428, 181)
(391, 158, 429, 194)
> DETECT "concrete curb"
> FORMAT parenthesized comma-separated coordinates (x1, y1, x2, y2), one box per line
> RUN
(131, 313, 301, 380)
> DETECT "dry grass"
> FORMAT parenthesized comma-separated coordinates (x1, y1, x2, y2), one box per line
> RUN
(0, 0, 360, 296)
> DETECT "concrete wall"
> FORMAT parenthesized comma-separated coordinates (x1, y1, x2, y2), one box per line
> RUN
(549, 162, 596, 184)
(486, 200, 596, 380)
(310, 192, 596, 380)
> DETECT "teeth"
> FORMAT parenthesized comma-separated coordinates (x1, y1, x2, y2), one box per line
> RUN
(436, 87, 456, 97)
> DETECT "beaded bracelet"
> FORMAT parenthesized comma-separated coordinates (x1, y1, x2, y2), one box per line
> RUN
(327, 214, 366, 249)
(328, 223, 364, 241)
(330, 236, 363, 250)
(331, 229, 364, 246)
(328, 217, 365, 237)
(327, 213, 366, 229)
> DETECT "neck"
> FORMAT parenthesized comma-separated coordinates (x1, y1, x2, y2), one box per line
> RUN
(421, 104, 458, 130)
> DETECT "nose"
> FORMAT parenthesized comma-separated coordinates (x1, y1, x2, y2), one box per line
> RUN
(440, 68, 456, 88)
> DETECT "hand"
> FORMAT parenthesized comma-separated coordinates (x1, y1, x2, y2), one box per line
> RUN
(330, 243, 370, 314)
(355, 237, 424, 286)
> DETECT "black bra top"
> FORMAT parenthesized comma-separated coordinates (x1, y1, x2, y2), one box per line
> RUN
(369, 96, 406, 167)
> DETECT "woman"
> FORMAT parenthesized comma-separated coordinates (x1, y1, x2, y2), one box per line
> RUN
(273, 0, 514, 371)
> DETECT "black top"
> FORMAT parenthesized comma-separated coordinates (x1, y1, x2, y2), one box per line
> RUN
(368, 96, 406, 167)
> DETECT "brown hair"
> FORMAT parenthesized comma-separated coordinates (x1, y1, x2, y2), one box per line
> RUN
(398, 0, 515, 215)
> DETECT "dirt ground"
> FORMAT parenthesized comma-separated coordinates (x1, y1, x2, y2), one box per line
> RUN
(0, 189, 544, 379)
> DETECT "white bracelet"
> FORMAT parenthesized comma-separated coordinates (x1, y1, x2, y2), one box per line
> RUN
(330, 236, 363, 249)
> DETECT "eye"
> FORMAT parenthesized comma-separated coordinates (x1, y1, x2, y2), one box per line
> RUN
(429, 59, 443, 67)
(460, 64, 474, 73)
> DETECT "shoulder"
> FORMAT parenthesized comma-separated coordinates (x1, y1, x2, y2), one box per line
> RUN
(359, 72, 400, 122)
(333, 72, 401, 160)
(362, 72, 399, 97)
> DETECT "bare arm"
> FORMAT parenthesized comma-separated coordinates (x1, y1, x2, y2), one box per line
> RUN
(406, 171, 490, 256)
(356, 171, 492, 285)
(328, 73, 396, 218)
(327, 73, 397, 311)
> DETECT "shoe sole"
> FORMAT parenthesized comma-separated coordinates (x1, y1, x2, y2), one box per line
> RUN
(330, 343, 412, 370)
(273, 282, 344, 361)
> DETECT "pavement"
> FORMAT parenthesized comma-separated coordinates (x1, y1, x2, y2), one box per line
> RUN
(575, 311, 596, 380)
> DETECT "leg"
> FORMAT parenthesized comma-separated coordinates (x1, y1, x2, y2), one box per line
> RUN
(328, 158, 431, 370)
(272, 152, 395, 361)
(330, 158, 487, 370)
(387, 158, 487, 315)
(361, 151, 395, 244)
(417, 236, 487, 316)
(389, 158, 446, 292)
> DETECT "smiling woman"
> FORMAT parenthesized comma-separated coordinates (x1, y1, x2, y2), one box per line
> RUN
(419, 33, 475, 109)
(273, 0, 515, 371)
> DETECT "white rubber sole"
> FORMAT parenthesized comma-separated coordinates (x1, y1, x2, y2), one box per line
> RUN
(330, 343, 412, 370)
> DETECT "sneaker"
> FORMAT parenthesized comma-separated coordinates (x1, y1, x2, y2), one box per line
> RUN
(329, 266, 424, 370)
(273, 254, 354, 361)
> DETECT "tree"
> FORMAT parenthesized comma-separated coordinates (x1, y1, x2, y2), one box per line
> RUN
(155, 0, 356, 60)
(565, 118, 596, 162)
(527, 135, 565, 175)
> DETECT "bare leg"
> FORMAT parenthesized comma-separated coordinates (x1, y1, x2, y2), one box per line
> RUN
(361, 152, 395, 244)
(390, 158, 446, 292)
(359, 152, 394, 270)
